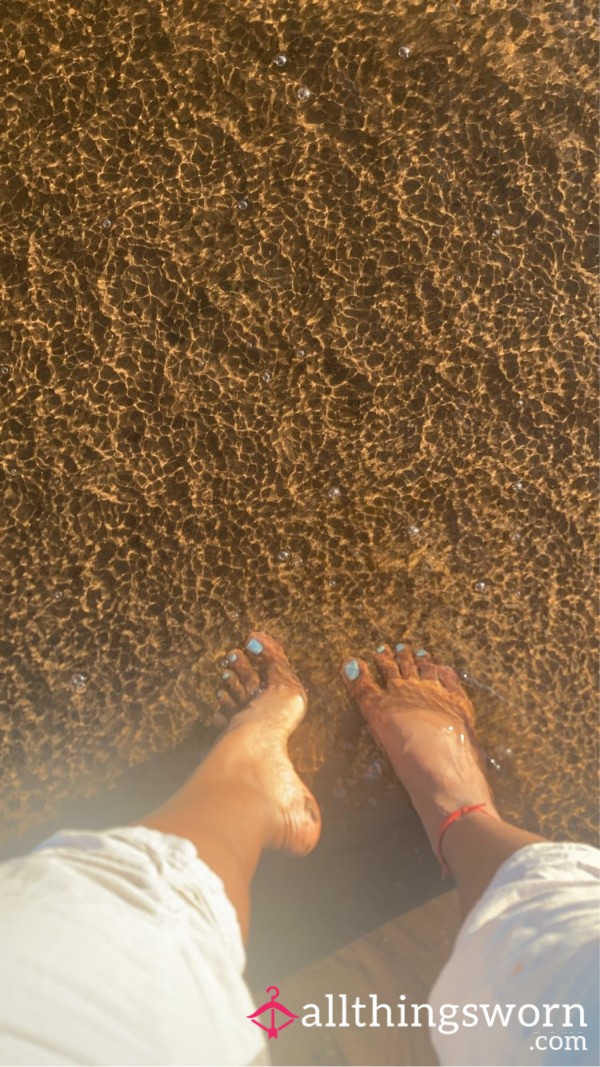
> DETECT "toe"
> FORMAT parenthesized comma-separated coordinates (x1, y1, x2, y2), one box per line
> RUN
(340, 656, 383, 714)
(216, 689, 237, 715)
(220, 668, 248, 704)
(245, 630, 304, 693)
(373, 644, 402, 686)
(393, 641, 418, 679)
(224, 649, 261, 695)
(414, 648, 438, 681)
(437, 664, 464, 694)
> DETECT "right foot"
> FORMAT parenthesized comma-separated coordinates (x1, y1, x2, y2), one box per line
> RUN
(341, 642, 499, 853)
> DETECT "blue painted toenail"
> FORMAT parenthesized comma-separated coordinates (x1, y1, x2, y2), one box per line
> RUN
(246, 638, 264, 655)
(222, 671, 231, 680)
(375, 645, 386, 653)
(395, 643, 406, 652)
(344, 659, 360, 681)
(416, 648, 427, 657)
(226, 653, 237, 664)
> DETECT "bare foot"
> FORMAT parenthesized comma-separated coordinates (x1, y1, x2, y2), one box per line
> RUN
(214, 631, 321, 856)
(341, 642, 498, 853)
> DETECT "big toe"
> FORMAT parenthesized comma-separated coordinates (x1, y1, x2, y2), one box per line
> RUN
(244, 630, 306, 698)
(341, 656, 383, 719)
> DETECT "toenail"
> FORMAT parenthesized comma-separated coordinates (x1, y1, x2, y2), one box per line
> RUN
(222, 671, 231, 680)
(416, 648, 428, 657)
(226, 653, 237, 664)
(395, 643, 406, 652)
(375, 645, 386, 653)
(344, 659, 360, 681)
(246, 638, 264, 655)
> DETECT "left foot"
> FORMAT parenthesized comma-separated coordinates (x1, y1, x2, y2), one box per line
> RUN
(211, 631, 321, 856)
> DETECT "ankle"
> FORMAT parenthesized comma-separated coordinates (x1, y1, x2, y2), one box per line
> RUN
(411, 792, 499, 853)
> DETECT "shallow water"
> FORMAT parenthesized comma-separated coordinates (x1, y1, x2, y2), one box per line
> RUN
(1, 0, 597, 841)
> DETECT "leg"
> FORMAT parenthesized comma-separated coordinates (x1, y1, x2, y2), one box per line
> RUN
(341, 642, 545, 915)
(138, 632, 321, 942)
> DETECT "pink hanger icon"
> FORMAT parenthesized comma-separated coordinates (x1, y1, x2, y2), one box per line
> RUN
(247, 986, 298, 1039)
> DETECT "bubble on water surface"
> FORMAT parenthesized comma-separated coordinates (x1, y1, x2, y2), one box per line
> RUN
(273, 53, 288, 68)
(474, 579, 488, 593)
(398, 46, 412, 58)
(70, 672, 88, 691)
(101, 218, 112, 229)
(296, 86, 311, 101)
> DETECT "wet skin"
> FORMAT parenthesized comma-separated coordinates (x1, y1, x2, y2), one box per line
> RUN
(141, 630, 544, 932)
(339, 643, 499, 852)
(214, 630, 322, 857)
(218, 633, 497, 859)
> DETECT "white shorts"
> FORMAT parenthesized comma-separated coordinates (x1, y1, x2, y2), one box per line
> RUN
(0, 827, 268, 1066)
(429, 841, 600, 1066)
(0, 828, 597, 1066)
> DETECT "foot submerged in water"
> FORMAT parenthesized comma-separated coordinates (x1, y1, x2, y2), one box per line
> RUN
(214, 631, 496, 864)
(215, 631, 321, 856)
(340, 642, 498, 851)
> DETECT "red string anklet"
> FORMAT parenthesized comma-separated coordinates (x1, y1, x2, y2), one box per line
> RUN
(436, 804, 498, 879)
